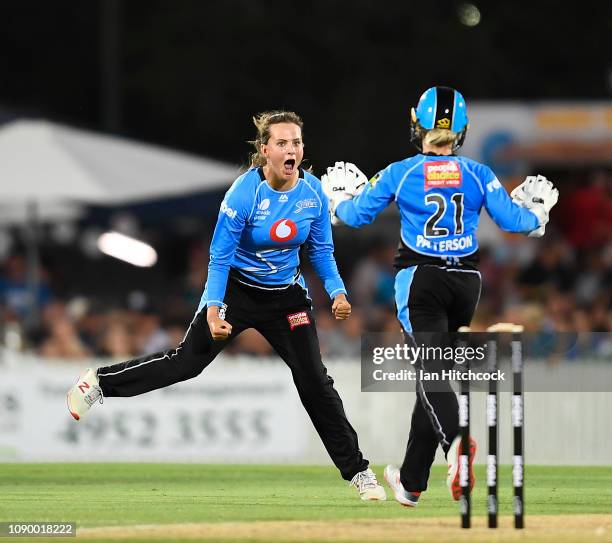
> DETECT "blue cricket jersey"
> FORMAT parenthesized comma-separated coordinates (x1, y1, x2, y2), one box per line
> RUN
(200, 167, 346, 310)
(336, 154, 540, 263)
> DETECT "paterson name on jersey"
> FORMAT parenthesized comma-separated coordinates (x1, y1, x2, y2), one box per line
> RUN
(415, 233, 474, 253)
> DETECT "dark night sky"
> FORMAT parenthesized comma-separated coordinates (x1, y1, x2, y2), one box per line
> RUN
(2, 1, 611, 174)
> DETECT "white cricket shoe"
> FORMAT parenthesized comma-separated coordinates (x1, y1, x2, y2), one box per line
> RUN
(383, 465, 421, 507)
(67, 368, 103, 420)
(349, 468, 387, 501)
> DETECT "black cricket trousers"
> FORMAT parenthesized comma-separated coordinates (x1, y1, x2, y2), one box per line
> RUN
(395, 264, 481, 492)
(96, 270, 368, 481)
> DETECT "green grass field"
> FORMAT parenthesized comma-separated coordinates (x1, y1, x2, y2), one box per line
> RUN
(1, 464, 611, 542)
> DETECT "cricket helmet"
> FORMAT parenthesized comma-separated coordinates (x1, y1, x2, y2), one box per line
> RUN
(410, 86, 469, 152)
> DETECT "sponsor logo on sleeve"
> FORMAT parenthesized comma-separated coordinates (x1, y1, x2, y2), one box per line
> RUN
(486, 178, 502, 192)
(424, 161, 462, 190)
(287, 311, 311, 330)
(220, 200, 237, 219)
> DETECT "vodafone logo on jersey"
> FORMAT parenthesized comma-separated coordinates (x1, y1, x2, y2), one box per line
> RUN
(270, 219, 298, 242)
(424, 161, 462, 190)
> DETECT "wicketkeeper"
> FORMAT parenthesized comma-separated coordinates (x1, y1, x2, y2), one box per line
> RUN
(321, 86, 559, 506)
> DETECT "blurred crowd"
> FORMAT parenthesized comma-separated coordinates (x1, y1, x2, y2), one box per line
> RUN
(0, 173, 610, 362)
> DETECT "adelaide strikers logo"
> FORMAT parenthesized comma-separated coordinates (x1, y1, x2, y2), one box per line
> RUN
(270, 219, 298, 242)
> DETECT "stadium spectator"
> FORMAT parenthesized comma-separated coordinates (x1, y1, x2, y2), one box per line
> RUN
(98, 318, 134, 358)
(134, 312, 173, 355)
(0, 254, 52, 321)
(39, 316, 91, 359)
(349, 241, 396, 311)
(557, 171, 612, 251)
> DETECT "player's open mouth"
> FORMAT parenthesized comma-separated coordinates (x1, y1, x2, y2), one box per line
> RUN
(283, 159, 296, 175)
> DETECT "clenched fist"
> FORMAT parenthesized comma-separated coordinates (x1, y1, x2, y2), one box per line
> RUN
(207, 306, 232, 341)
(332, 294, 351, 320)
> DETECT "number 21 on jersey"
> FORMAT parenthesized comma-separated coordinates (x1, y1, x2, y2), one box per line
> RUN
(424, 193, 464, 237)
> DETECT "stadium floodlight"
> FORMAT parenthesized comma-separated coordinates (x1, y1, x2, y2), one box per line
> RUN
(97, 231, 157, 267)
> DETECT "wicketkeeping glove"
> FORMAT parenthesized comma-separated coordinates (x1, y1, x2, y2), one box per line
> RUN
(321, 161, 367, 225)
(510, 175, 559, 237)
(510, 176, 533, 205)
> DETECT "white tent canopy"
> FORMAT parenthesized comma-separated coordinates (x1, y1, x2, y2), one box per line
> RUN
(0, 119, 238, 204)
(0, 120, 238, 324)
